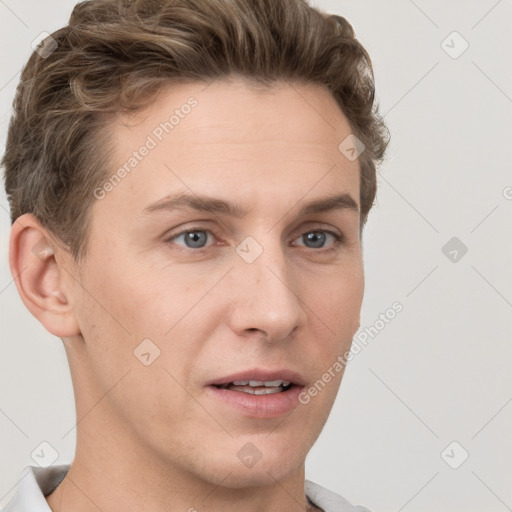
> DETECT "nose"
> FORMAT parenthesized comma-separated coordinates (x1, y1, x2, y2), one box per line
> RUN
(228, 238, 305, 343)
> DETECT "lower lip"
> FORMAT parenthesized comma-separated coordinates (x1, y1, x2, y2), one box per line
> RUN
(205, 385, 304, 418)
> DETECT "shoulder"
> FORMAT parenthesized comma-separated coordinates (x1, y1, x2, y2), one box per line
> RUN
(305, 479, 372, 512)
(1, 464, 70, 512)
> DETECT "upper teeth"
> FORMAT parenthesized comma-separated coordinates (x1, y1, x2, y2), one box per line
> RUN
(232, 380, 291, 387)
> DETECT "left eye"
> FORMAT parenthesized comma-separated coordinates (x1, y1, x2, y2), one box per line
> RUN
(166, 228, 342, 250)
(294, 230, 342, 250)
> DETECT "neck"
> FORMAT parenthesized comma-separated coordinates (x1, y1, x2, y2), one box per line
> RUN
(46, 412, 313, 512)
(46, 453, 313, 512)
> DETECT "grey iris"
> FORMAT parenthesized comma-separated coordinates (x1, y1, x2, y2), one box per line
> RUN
(185, 231, 208, 248)
(304, 231, 326, 248)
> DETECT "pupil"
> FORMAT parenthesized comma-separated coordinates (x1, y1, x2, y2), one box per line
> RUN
(186, 231, 207, 248)
(305, 231, 325, 248)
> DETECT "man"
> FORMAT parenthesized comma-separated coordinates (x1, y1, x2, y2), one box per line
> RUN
(1, 0, 389, 511)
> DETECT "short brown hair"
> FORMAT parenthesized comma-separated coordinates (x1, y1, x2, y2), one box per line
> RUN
(2, 0, 389, 263)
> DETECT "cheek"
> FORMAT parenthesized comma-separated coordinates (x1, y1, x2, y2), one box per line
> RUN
(79, 262, 173, 339)
(301, 272, 363, 422)
(71, 280, 197, 433)
(297, 265, 363, 395)
(311, 265, 364, 336)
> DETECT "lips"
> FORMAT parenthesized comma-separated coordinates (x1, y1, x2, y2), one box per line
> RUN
(204, 368, 306, 417)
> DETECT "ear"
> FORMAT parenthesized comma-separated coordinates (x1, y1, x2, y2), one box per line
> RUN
(9, 213, 81, 338)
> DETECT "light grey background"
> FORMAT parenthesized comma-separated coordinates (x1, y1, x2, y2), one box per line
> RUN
(1, 1, 511, 511)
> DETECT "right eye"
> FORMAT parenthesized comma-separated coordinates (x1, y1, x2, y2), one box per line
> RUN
(164, 228, 217, 250)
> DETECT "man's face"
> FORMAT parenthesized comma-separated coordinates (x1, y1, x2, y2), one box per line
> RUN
(63, 77, 364, 487)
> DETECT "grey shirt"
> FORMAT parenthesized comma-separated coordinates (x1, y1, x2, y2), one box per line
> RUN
(1, 465, 371, 512)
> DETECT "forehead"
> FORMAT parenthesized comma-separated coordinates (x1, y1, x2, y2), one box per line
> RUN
(111, 77, 355, 158)
(97, 77, 360, 221)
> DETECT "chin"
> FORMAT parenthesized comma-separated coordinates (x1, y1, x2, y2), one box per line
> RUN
(199, 439, 306, 489)
(215, 460, 302, 489)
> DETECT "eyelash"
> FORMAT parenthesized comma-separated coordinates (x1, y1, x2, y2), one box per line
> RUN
(164, 227, 345, 254)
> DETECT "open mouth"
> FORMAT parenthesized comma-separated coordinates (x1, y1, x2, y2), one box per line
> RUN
(206, 372, 304, 417)
(213, 379, 294, 395)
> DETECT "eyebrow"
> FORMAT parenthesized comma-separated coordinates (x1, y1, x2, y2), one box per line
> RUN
(140, 191, 359, 218)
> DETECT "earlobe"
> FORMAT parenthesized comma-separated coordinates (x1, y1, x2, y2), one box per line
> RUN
(9, 213, 81, 338)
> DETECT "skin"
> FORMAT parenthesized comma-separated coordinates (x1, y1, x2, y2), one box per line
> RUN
(9, 76, 364, 512)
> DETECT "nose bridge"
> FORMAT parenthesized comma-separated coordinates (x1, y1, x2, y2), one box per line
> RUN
(229, 232, 303, 340)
